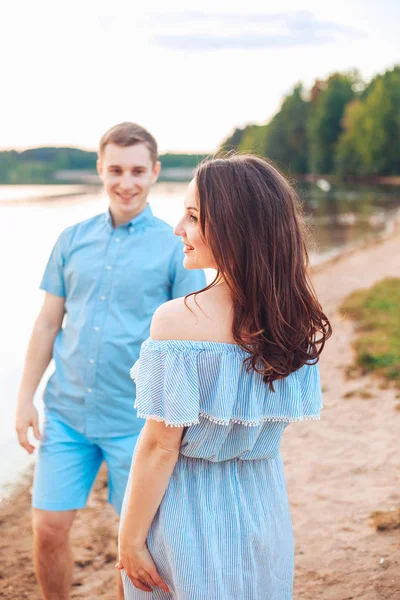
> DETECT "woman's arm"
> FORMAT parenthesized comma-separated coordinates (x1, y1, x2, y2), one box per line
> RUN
(118, 419, 183, 592)
(120, 419, 183, 545)
(118, 302, 188, 592)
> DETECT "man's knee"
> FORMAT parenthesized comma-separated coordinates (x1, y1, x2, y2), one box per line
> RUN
(32, 509, 76, 549)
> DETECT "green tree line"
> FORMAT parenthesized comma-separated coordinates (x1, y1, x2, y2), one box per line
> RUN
(0, 148, 207, 184)
(220, 65, 400, 177)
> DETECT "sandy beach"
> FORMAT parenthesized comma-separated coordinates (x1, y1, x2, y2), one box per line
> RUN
(1, 229, 399, 599)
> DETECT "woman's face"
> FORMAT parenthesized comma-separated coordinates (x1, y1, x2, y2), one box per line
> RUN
(174, 178, 217, 270)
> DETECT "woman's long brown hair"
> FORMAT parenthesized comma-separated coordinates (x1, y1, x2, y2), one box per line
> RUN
(189, 154, 332, 389)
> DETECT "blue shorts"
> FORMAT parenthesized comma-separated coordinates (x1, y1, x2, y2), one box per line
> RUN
(32, 418, 138, 515)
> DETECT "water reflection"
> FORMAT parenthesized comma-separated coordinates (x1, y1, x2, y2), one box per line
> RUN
(298, 182, 400, 259)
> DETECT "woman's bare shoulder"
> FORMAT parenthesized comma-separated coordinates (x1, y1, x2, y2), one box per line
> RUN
(150, 296, 202, 341)
(150, 290, 234, 343)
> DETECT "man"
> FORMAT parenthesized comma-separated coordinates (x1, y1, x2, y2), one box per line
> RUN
(15, 122, 206, 600)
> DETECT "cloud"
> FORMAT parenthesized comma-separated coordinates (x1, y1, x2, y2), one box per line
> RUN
(152, 33, 336, 51)
(145, 10, 313, 25)
(146, 11, 365, 51)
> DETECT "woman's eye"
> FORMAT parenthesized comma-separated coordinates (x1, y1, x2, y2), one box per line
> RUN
(189, 215, 198, 223)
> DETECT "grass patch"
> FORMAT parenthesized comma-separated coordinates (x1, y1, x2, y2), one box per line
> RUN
(343, 388, 374, 400)
(340, 278, 400, 387)
(370, 507, 400, 531)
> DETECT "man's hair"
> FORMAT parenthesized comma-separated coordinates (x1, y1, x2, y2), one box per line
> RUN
(98, 122, 158, 163)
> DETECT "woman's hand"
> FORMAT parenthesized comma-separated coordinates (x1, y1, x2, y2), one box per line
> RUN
(116, 541, 169, 594)
(116, 419, 182, 594)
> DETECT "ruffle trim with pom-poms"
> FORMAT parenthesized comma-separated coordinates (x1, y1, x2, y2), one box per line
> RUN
(133, 407, 322, 428)
(199, 411, 322, 426)
(135, 413, 200, 428)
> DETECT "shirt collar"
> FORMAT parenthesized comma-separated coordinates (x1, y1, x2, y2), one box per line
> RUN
(105, 204, 154, 231)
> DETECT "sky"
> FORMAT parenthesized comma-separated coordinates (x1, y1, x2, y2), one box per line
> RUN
(1, 0, 399, 153)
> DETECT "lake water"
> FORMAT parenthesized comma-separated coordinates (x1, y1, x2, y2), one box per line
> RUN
(1, 181, 399, 499)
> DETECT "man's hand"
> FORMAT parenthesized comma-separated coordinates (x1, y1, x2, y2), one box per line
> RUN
(16, 401, 41, 453)
(15, 293, 65, 454)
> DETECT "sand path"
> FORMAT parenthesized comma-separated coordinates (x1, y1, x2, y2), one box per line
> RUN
(286, 233, 400, 600)
(0, 233, 399, 599)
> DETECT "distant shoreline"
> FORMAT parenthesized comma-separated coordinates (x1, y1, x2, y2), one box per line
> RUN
(300, 173, 400, 187)
(0, 184, 102, 205)
(2, 172, 400, 187)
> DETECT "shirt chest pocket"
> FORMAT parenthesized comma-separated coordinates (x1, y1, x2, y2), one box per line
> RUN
(114, 264, 171, 309)
(64, 253, 105, 299)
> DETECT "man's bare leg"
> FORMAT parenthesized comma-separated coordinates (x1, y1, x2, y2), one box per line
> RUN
(32, 508, 76, 600)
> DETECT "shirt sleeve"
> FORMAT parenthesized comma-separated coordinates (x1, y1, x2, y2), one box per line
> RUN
(169, 242, 206, 300)
(39, 230, 69, 297)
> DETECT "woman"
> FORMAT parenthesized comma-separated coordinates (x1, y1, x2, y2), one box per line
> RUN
(117, 155, 331, 599)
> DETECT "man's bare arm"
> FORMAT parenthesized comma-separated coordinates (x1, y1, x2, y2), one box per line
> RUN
(16, 292, 65, 453)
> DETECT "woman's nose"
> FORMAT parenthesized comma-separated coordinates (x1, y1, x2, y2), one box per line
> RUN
(174, 218, 185, 237)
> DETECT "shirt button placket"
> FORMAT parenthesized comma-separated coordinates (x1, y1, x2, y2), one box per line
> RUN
(84, 229, 120, 437)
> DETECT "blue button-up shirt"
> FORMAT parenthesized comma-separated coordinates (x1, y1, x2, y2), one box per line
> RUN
(40, 204, 206, 438)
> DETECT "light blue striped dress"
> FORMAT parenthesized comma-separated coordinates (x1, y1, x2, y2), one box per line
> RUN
(120, 338, 322, 600)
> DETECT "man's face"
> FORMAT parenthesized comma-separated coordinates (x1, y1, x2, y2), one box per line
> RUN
(97, 143, 160, 225)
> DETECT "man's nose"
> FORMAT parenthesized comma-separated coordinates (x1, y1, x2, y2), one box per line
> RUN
(120, 173, 135, 190)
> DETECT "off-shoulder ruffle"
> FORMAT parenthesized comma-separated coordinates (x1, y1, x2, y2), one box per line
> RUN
(130, 338, 322, 428)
